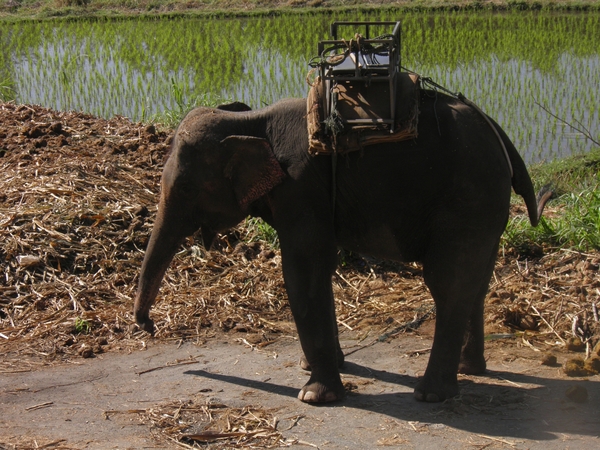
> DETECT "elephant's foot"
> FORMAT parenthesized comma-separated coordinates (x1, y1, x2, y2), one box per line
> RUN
(298, 374, 345, 403)
(134, 311, 155, 335)
(458, 355, 486, 375)
(413, 374, 459, 403)
(300, 349, 345, 371)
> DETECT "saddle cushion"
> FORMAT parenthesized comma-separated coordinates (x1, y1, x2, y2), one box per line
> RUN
(307, 72, 420, 154)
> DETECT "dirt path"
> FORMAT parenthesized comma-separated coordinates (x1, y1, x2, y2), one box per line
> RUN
(2, 329, 599, 449)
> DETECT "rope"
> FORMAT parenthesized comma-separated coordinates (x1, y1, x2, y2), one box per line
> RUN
(323, 92, 345, 138)
(331, 152, 337, 216)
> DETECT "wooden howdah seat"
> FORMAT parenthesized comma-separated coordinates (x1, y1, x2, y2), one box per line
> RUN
(307, 21, 420, 155)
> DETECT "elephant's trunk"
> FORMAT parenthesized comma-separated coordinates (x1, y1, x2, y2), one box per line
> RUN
(134, 206, 185, 335)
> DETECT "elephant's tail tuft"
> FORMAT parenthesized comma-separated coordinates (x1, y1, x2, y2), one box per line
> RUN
(533, 183, 556, 227)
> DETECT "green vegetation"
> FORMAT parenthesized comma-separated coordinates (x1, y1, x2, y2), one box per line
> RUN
(243, 217, 280, 249)
(74, 317, 91, 334)
(504, 191, 600, 254)
(0, 77, 15, 101)
(503, 147, 600, 253)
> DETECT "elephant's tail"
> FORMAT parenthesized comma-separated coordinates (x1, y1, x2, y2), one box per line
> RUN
(532, 184, 555, 226)
(494, 120, 554, 227)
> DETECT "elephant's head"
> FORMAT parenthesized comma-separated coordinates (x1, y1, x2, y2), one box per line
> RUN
(133, 106, 286, 334)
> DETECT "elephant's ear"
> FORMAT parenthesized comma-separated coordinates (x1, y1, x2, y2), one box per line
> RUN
(221, 136, 286, 209)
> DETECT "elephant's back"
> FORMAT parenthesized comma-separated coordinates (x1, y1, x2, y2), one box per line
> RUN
(332, 91, 514, 261)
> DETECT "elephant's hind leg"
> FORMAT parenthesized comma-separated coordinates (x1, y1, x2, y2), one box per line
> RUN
(415, 238, 499, 402)
(458, 244, 498, 375)
(457, 292, 488, 375)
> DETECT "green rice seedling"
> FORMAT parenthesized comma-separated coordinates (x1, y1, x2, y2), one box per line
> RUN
(0, 77, 16, 101)
(170, 76, 188, 117)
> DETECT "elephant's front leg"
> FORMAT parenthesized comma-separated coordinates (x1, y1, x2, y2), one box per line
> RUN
(279, 228, 344, 403)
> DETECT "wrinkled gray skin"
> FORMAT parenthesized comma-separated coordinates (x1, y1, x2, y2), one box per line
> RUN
(134, 92, 549, 403)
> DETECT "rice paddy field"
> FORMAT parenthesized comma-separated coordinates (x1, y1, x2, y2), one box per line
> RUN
(0, 10, 599, 164)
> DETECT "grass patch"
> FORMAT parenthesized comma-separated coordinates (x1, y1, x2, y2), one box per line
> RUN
(243, 218, 280, 249)
(530, 147, 600, 193)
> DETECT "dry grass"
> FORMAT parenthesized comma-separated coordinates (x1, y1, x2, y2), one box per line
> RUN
(104, 397, 286, 448)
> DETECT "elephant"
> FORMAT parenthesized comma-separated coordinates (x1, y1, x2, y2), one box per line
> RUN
(133, 90, 551, 403)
